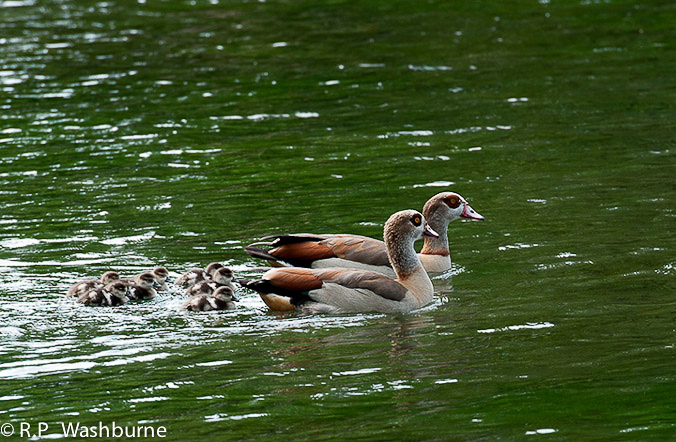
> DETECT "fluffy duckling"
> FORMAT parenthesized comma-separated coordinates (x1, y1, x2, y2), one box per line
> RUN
(77, 281, 130, 307)
(205, 262, 225, 276)
(175, 269, 207, 287)
(184, 267, 237, 296)
(67, 271, 121, 298)
(175, 262, 224, 287)
(210, 267, 237, 291)
(185, 281, 215, 297)
(152, 266, 171, 291)
(127, 272, 159, 300)
(183, 286, 238, 312)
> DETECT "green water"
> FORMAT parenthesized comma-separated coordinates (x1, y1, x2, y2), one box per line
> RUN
(1, 0, 675, 440)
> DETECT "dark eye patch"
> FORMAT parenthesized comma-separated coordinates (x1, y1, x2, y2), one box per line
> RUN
(411, 215, 422, 226)
(445, 195, 461, 208)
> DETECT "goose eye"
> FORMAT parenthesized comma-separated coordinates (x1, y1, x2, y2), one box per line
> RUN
(445, 196, 460, 208)
(411, 215, 422, 226)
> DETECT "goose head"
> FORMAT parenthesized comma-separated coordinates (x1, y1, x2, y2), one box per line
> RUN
(423, 192, 484, 226)
(213, 286, 239, 302)
(384, 209, 438, 244)
(384, 210, 438, 277)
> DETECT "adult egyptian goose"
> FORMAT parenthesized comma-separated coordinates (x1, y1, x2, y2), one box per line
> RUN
(244, 192, 483, 276)
(67, 271, 121, 298)
(239, 210, 438, 314)
(175, 262, 224, 287)
(77, 281, 130, 307)
(182, 286, 239, 312)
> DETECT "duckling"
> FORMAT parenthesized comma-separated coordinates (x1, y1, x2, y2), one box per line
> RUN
(67, 271, 121, 298)
(184, 267, 237, 296)
(175, 262, 224, 287)
(210, 267, 237, 291)
(175, 268, 207, 287)
(77, 281, 130, 307)
(152, 266, 171, 291)
(185, 280, 215, 297)
(182, 286, 238, 312)
(205, 262, 225, 276)
(127, 272, 159, 300)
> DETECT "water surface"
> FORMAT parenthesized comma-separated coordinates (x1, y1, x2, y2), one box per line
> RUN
(1, 0, 675, 440)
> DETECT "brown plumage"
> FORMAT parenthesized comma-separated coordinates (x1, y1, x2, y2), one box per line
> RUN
(240, 210, 438, 314)
(175, 262, 224, 287)
(77, 281, 129, 307)
(251, 267, 407, 302)
(205, 262, 225, 276)
(183, 286, 238, 312)
(185, 281, 215, 296)
(175, 269, 208, 287)
(152, 266, 171, 291)
(67, 271, 121, 298)
(127, 272, 158, 300)
(245, 234, 389, 269)
(244, 192, 483, 275)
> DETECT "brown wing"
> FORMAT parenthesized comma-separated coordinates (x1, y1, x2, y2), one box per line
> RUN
(320, 235, 390, 267)
(312, 268, 407, 301)
(264, 267, 323, 291)
(247, 233, 389, 268)
(241, 267, 407, 307)
(270, 242, 336, 262)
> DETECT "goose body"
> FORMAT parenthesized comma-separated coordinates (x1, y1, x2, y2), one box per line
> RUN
(67, 271, 121, 298)
(245, 192, 483, 276)
(77, 281, 129, 307)
(240, 210, 437, 314)
(183, 286, 238, 312)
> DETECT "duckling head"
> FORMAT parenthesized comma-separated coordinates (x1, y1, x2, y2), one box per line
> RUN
(106, 281, 129, 299)
(153, 266, 171, 283)
(101, 271, 121, 284)
(135, 272, 157, 289)
(205, 262, 224, 276)
(212, 267, 235, 284)
(213, 286, 238, 302)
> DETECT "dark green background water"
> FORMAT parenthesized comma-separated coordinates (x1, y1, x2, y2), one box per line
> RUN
(1, 0, 674, 440)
